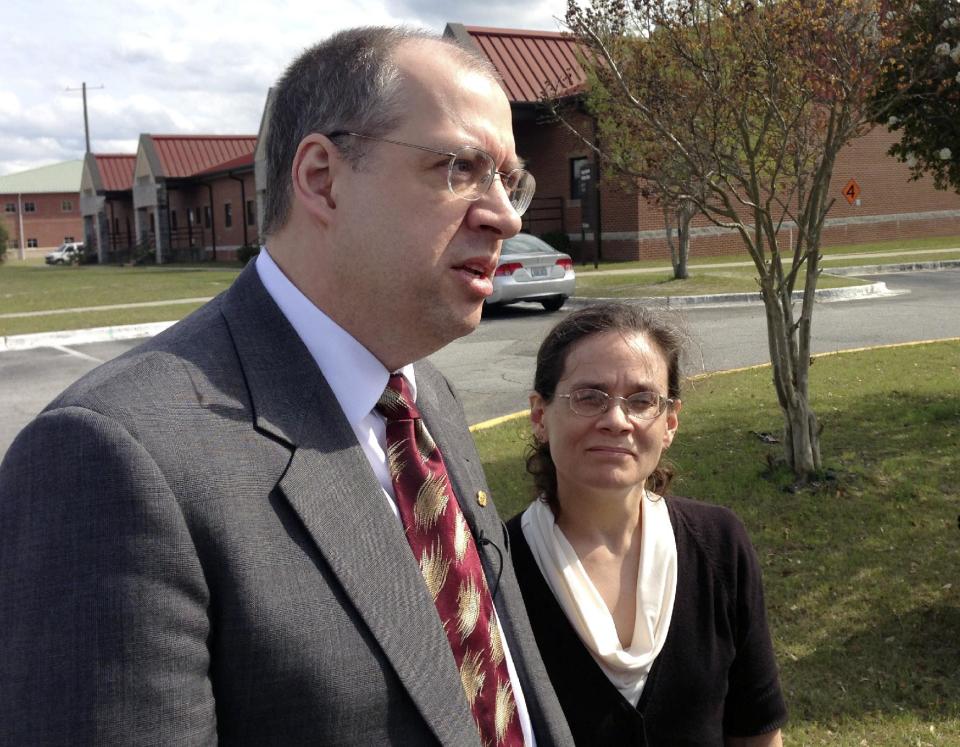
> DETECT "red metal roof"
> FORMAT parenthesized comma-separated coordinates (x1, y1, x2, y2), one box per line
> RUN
(94, 154, 136, 191)
(149, 135, 257, 178)
(464, 26, 587, 103)
(197, 152, 255, 175)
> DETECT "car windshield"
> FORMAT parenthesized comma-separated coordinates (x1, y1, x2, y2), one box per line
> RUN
(502, 234, 557, 256)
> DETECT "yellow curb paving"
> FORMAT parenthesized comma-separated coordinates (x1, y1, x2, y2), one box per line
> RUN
(467, 337, 960, 433)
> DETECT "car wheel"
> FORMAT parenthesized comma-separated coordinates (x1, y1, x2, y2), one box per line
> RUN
(541, 295, 567, 312)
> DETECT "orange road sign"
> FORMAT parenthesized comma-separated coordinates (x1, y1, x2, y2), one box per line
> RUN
(842, 178, 861, 205)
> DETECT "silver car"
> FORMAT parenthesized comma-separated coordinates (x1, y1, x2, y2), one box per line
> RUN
(487, 234, 576, 311)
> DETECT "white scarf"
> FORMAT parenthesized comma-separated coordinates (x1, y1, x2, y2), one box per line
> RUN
(521, 494, 678, 705)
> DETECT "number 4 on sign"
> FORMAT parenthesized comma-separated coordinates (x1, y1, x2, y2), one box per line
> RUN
(842, 178, 861, 205)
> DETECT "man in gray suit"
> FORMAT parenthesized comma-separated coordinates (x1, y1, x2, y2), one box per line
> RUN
(0, 27, 573, 745)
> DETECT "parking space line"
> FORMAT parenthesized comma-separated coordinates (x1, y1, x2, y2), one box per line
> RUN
(50, 345, 106, 363)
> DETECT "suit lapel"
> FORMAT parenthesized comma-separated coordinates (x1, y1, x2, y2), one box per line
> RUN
(220, 266, 479, 745)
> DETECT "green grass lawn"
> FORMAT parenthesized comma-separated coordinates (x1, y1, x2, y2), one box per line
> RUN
(475, 341, 960, 745)
(0, 233, 955, 336)
(0, 263, 240, 314)
(0, 262, 240, 335)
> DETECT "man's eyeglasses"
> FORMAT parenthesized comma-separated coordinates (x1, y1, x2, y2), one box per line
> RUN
(557, 388, 675, 421)
(329, 131, 536, 216)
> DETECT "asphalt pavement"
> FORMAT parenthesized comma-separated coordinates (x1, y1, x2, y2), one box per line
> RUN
(1, 267, 958, 459)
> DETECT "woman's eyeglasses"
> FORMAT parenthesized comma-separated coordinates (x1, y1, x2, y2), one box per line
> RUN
(558, 388, 674, 421)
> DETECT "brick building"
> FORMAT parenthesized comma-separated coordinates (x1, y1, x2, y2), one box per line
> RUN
(131, 134, 257, 263)
(445, 24, 960, 262)
(80, 153, 137, 263)
(1, 161, 84, 258)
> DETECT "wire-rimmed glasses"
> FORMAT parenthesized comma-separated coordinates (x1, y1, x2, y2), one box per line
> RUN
(329, 131, 536, 216)
(557, 388, 675, 421)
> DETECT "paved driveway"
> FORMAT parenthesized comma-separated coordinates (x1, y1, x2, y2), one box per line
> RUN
(1, 268, 958, 459)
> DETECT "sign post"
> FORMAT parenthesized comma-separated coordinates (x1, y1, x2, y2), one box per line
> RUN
(579, 164, 600, 269)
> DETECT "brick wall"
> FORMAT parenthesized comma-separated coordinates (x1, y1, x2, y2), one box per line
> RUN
(161, 172, 258, 260)
(2, 191, 83, 252)
(520, 111, 960, 262)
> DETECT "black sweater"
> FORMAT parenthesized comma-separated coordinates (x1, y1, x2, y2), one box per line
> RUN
(507, 496, 787, 746)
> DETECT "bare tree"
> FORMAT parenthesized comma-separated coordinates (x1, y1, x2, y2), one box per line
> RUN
(566, 0, 904, 480)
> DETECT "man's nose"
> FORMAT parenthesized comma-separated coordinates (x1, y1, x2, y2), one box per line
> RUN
(466, 175, 523, 237)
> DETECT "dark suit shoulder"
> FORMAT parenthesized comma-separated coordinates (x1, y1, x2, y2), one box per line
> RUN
(47, 295, 235, 417)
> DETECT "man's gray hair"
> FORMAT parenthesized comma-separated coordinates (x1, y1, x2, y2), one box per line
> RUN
(262, 26, 499, 237)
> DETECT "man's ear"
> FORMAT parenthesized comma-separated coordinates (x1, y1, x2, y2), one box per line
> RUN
(290, 134, 339, 225)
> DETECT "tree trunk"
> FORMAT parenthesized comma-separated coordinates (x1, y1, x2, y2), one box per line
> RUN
(663, 203, 692, 279)
(676, 202, 692, 279)
(758, 245, 822, 481)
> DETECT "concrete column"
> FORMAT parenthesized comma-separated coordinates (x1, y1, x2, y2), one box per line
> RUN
(155, 183, 168, 264)
(97, 210, 109, 264)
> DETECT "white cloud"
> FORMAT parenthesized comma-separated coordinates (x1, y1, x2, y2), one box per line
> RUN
(1, 0, 566, 175)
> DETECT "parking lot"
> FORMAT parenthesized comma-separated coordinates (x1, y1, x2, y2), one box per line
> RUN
(2, 268, 959, 458)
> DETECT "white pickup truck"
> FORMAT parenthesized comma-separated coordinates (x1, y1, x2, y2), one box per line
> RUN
(44, 242, 85, 265)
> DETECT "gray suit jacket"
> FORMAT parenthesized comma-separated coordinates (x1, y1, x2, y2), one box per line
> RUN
(0, 264, 573, 746)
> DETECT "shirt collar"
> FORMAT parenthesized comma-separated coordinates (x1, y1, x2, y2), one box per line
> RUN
(255, 248, 417, 425)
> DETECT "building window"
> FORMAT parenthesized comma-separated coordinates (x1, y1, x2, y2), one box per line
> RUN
(27, 238, 38, 248)
(114, 217, 120, 234)
(4, 203, 15, 213)
(246, 199, 256, 227)
(61, 199, 73, 212)
(9, 239, 18, 249)
(149, 213, 156, 234)
(224, 202, 233, 228)
(24, 201, 36, 213)
(203, 205, 211, 229)
(188, 208, 195, 225)
(171, 209, 178, 231)
(64, 236, 74, 243)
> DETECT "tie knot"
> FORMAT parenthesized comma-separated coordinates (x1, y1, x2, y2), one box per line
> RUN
(376, 373, 420, 421)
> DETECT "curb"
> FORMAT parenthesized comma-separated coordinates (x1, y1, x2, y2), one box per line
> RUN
(0, 321, 177, 353)
(565, 280, 897, 309)
(0, 261, 947, 353)
(822, 259, 960, 276)
(468, 336, 960, 432)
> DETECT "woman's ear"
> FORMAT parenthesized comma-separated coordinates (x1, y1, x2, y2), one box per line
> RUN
(662, 399, 681, 449)
(529, 393, 548, 443)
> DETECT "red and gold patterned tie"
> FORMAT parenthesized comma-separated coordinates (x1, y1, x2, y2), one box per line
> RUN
(376, 374, 523, 746)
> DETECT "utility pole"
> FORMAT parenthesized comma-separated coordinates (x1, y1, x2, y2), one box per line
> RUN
(65, 82, 104, 153)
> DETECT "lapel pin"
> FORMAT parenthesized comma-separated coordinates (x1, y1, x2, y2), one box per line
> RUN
(477, 490, 488, 507)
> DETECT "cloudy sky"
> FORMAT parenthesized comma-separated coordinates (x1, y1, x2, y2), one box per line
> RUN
(0, 0, 567, 176)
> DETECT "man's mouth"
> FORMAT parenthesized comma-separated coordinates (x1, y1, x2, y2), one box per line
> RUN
(456, 259, 495, 278)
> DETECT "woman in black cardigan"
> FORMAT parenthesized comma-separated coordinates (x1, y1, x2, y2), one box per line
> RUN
(507, 303, 786, 745)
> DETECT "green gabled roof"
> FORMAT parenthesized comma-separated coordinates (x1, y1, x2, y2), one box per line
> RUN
(0, 160, 83, 194)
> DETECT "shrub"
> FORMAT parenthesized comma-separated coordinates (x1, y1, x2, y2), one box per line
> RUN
(237, 244, 261, 265)
(538, 230, 572, 254)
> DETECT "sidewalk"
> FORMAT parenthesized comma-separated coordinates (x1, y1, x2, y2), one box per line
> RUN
(2, 255, 957, 353)
(577, 246, 960, 276)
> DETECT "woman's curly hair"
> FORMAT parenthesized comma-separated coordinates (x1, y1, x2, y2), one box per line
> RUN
(525, 303, 687, 515)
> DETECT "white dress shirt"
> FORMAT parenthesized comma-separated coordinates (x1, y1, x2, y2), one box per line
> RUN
(256, 248, 536, 744)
